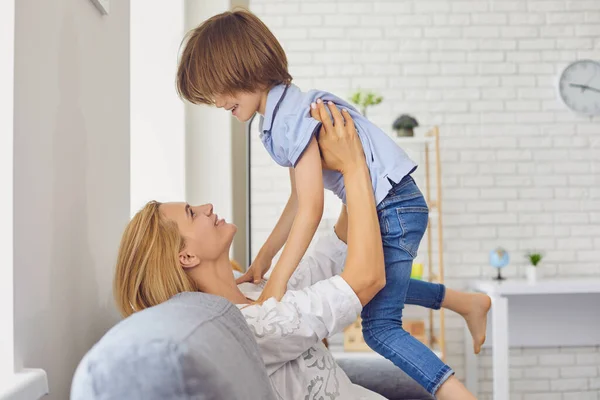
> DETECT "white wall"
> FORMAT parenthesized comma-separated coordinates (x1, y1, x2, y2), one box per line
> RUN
(13, 0, 130, 399)
(184, 0, 233, 221)
(249, 1, 600, 398)
(130, 0, 185, 215)
(184, 0, 249, 265)
(130, 0, 250, 264)
(0, 0, 15, 379)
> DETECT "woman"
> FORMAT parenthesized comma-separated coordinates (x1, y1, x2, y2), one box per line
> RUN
(114, 102, 485, 399)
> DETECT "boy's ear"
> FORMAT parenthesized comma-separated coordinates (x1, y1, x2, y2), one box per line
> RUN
(179, 250, 200, 269)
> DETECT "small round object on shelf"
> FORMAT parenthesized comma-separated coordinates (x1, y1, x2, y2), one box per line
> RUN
(489, 248, 509, 281)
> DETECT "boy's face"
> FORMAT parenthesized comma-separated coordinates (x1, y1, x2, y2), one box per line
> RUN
(213, 90, 266, 122)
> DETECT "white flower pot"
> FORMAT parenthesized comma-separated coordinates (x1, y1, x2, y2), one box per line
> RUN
(526, 266, 537, 284)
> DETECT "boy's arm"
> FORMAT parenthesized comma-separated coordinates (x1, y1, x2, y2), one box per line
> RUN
(237, 168, 297, 284)
(286, 205, 348, 291)
(257, 168, 297, 258)
(257, 136, 324, 302)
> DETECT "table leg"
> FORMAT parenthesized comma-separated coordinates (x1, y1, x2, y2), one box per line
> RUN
(492, 295, 509, 400)
(464, 323, 479, 395)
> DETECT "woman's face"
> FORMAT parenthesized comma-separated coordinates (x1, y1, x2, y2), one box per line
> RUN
(160, 202, 237, 267)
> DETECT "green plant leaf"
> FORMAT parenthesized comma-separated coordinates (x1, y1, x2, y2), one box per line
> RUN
(349, 90, 383, 115)
(526, 252, 543, 267)
(350, 91, 362, 105)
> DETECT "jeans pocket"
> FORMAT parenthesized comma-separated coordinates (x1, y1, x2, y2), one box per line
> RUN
(396, 206, 429, 259)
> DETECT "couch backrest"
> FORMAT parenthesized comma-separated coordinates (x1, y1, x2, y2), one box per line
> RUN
(71, 292, 277, 400)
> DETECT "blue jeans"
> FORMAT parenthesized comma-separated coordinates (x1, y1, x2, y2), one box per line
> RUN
(361, 175, 454, 394)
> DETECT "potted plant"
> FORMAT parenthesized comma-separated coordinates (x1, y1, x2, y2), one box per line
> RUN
(393, 114, 419, 137)
(349, 90, 383, 117)
(525, 252, 543, 284)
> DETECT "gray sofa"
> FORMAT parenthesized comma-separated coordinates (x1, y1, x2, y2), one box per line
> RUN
(71, 292, 433, 400)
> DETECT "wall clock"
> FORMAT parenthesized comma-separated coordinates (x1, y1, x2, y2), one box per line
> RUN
(558, 59, 600, 116)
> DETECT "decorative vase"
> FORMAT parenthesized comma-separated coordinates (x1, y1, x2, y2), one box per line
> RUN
(395, 128, 414, 137)
(526, 266, 537, 284)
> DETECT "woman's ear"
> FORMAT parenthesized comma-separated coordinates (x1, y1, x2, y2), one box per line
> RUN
(179, 250, 200, 269)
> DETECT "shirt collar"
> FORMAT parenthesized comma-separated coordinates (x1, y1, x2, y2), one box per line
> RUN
(260, 83, 289, 134)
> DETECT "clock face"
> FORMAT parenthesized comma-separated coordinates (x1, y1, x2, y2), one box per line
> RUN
(558, 60, 600, 116)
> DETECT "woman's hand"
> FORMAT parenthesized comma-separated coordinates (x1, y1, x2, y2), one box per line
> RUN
(310, 100, 365, 174)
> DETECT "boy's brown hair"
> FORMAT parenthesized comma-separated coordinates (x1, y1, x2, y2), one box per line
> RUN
(177, 9, 292, 105)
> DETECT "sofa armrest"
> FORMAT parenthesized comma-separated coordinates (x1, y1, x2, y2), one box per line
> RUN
(336, 357, 434, 400)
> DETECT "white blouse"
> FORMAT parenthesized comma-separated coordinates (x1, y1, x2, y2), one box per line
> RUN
(237, 233, 387, 400)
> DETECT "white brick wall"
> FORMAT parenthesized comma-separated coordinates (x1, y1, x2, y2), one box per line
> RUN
(249, 0, 600, 398)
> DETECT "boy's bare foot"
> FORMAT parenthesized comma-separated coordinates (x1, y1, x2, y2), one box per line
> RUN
(463, 293, 491, 354)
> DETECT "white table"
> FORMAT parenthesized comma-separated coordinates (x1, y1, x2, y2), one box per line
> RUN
(465, 279, 600, 400)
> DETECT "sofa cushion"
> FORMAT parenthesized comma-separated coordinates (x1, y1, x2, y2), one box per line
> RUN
(71, 292, 277, 400)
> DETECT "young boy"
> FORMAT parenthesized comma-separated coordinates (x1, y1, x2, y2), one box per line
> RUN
(176, 9, 489, 398)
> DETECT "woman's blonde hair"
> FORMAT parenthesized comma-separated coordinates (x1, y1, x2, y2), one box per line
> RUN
(113, 201, 199, 317)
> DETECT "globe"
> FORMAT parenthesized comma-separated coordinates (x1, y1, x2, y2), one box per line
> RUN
(489, 248, 509, 280)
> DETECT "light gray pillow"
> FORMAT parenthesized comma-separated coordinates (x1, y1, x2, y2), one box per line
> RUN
(71, 292, 277, 400)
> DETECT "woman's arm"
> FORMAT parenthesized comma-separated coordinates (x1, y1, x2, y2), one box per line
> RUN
(315, 100, 385, 306)
(240, 275, 361, 375)
(273, 101, 384, 304)
(239, 103, 383, 372)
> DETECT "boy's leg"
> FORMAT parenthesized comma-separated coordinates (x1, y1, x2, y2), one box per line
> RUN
(338, 200, 489, 335)
(361, 177, 453, 394)
(361, 248, 452, 394)
(404, 278, 446, 309)
(404, 280, 491, 354)
(442, 288, 491, 354)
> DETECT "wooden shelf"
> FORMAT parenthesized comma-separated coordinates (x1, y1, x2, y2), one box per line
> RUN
(421, 126, 446, 362)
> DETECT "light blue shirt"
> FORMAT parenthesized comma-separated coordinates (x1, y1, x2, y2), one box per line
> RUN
(259, 84, 417, 205)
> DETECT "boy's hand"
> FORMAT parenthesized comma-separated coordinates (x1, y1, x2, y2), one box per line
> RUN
(236, 254, 272, 285)
(255, 276, 287, 304)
